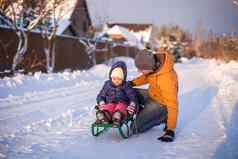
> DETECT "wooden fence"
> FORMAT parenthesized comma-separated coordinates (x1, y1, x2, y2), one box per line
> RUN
(0, 27, 139, 77)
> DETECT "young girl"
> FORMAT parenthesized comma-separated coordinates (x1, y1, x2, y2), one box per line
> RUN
(96, 61, 138, 126)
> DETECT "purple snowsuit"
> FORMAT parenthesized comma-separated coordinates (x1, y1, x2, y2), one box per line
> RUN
(96, 61, 138, 109)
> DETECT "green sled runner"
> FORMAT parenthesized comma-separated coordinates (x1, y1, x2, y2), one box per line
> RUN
(91, 115, 134, 139)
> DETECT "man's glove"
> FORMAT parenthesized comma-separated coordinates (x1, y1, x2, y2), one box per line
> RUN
(127, 102, 136, 115)
(128, 81, 135, 87)
(157, 130, 175, 142)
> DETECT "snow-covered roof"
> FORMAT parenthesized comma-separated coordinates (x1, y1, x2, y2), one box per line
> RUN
(103, 25, 144, 49)
(3, 0, 78, 34)
(53, 0, 78, 21)
(105, 23, 153, 44)
(56, 20, 71, 35)
(53, 0, 78, 35)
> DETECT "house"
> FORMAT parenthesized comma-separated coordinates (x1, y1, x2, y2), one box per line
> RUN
(103, 23, 153, 47)
(62, 0, 92, 37)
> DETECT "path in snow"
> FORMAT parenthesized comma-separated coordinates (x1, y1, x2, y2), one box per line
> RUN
(0, 58, 237, 159)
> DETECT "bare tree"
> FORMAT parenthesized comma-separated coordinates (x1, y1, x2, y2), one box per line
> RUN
(0, 0, 67, 72)
(194, 20, 205, 56)
(0, 1, 44, 71)
(40, 0, 67, 72)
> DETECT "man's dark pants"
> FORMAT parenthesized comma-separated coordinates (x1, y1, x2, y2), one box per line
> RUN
(133, 89, 167, 133)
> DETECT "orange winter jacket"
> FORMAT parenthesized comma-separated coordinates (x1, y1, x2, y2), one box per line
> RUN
(132, 51, 179, 130)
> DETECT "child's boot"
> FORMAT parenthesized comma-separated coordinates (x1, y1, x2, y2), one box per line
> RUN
(96, 110, 111, 124)
(112, 111, 123, 127)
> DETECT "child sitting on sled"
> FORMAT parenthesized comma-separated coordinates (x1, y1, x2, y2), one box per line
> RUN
(95, 61, 138, 127)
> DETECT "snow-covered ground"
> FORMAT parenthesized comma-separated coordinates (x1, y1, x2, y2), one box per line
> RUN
(0, 57, 237, 159)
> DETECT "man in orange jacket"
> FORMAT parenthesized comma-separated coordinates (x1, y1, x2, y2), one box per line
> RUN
(130, 49, 179, 142)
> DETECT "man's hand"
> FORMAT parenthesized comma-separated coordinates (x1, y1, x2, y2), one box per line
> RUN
(128, 81, 135, 87)
(127, 102, 136, 115)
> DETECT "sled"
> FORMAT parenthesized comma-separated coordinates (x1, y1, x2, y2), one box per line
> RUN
(91, 114, 134, 139)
